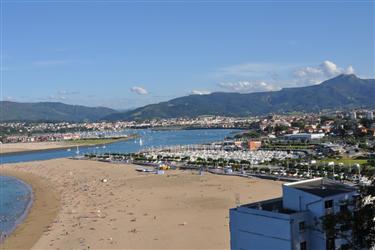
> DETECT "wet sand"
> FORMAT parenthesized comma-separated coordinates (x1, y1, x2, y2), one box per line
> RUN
(0, 170, 60, 249)
(1, 159, 283, 249)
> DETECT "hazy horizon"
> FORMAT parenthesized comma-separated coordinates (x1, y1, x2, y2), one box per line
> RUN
(0, 73, 372, 110)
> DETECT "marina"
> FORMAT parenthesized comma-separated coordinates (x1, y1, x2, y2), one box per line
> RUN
(142, 147, 297, 165)
(0, 128, 238, 245)
(1, 158, 283, 249)
(0, 129, 239, 164)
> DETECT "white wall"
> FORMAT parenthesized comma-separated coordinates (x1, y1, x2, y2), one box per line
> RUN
(290, 212, 310, 250)
(230, 208, 292, 250)
(230, 181, 358, 250)
(282, 185, 321, 212)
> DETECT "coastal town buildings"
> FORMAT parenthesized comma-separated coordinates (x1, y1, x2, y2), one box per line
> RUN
(283, 133, 325, 142)
(366, 111, 374, 120)
(350, 111, 357, 120)
(248, 140, 262, 151)
(229, 178, 358, 250)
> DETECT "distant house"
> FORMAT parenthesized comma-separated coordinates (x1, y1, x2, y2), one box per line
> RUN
(287, 128, 301, 134)
(366, 111, 374, 120)
(349, 111, 357, 120)
(248, 140, 262, 151)
(368, 128, 375, 137)
(229, 178, 358, 250)
(304, 125, 316, 133)
(320, 125, 332, 133)
(234, 140, 243, 149)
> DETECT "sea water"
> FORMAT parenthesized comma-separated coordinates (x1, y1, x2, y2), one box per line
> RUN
(0, 176, 33, 242)
(0, 129, 238, 241)
(1, 128, 239, 164)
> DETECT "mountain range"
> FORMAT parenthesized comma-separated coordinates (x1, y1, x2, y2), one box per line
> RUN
(104, 74, 375, 121)
(1, 74, 374, 122)
(0, 101, 116, 122)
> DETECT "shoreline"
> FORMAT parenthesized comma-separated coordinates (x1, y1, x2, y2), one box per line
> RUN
(0, 158, 282, 249)
(0, 135, 138, 156)
(0, 176, 34, 244)
(150, 126, 243, 131)
(0, 145, 78, 156)
(0, 170, 60, 250)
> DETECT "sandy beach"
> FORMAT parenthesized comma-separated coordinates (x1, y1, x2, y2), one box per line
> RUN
(0, 170, 60, 249)
(1, 159, 283, 249)
(0, 136, 135, 155)
(0, 142, 72, 155)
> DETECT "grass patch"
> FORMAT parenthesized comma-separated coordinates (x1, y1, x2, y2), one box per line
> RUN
(63, 135, 137, 146)
(320, 158, 368, 165)
(263, 145, 313, 150)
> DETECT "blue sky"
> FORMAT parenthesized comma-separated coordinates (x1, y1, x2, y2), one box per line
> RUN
(1, 1, 374, 109)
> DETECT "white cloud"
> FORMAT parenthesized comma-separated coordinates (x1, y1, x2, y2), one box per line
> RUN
(130, 86, 148, 95)
(293, 60, 355, 85)
(190, 90, 211, 95)
(346, 65, 355, 74)
(213, 60, 358, 94)
(3, 96, 16, 101)
(218, 81, 280, 93)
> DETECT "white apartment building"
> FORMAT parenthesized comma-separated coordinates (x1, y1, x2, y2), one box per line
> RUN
(230, 178, 358, 250)
(366, 111, 374, 120)
(349, 111, 357, 120)
(283, 133, 325, 141)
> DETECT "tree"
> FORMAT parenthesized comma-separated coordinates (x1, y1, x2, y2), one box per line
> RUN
(274, 125, 289, 134)
(291, 120, 305, 130)
(320, 181, 375, 250)
(360, 118, 373, 129)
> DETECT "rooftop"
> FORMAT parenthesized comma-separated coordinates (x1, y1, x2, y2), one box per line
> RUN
(245, 198, 296, 214)
(285, 178, 357, 198)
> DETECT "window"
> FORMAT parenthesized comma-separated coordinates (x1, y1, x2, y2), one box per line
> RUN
(352, 194, 360, 209)
(340, 223, 350, 231)
(326, 238, 335, 250)
(325, 200, 334, 214)
(325, 200, 333, 208)
(300, 241, 307, 250)
(299, 221, 306, 232)
(340, 204, 348, 212)
(340, 244, 350, 250)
